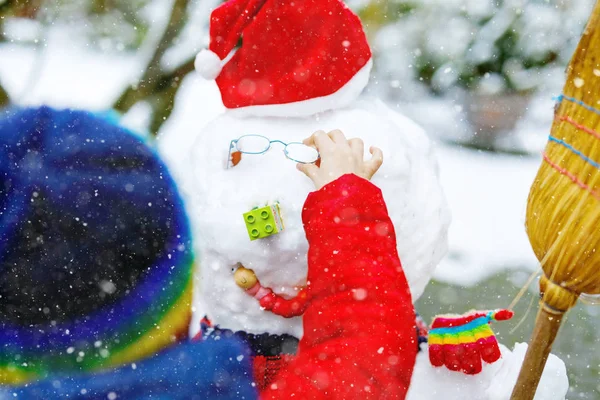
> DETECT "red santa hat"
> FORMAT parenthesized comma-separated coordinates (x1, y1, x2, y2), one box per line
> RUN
(194, 0, 373, 117)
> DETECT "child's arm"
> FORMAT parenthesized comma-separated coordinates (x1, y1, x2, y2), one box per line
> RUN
(262, 174, 417, 399)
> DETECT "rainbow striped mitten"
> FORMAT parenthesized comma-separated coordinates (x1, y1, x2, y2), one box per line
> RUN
(428, 309, 514, 375)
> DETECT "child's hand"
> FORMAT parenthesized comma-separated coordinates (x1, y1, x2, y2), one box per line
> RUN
(297, 129, 383, 190)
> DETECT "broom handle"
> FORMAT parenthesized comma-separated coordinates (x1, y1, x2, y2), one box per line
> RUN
(510, 307, 564, 400)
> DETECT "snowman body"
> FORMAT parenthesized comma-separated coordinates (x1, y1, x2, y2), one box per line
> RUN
(187, 97, 450, 338)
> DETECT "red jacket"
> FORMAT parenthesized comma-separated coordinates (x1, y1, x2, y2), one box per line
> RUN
(262, 174, 417, 399)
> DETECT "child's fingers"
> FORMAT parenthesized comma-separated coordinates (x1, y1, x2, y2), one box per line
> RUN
(313, 130, 335, 153)
(296, 162, 319, 179)
(348, 138, 365, 158)
(303, 130, 324, 148)
(365, 146, 383, 177)
(327, 129, 347, 145)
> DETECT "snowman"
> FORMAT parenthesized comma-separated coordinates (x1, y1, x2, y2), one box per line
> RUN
(179, 0, 569, 398)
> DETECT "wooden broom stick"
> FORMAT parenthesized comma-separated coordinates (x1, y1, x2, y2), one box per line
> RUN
(511, 2, 600, 399)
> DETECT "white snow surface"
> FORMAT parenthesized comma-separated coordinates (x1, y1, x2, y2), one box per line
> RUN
(183, 97, 450, 337)
(408, 343, 568, 400)
(0, 27, 139, 109)
(436, 148, 541, 286)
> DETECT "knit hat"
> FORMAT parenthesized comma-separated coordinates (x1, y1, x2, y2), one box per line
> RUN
(194, 0, 372, 117)
(0, 107, 194, 384)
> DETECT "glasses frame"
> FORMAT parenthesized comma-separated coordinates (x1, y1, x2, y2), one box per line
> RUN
(226, 134, 319, 169)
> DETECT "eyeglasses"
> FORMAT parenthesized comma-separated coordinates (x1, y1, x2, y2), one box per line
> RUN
(227, 134, 320, 169)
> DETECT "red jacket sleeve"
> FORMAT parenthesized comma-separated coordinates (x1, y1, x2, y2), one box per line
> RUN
(261, 174, 417, 399)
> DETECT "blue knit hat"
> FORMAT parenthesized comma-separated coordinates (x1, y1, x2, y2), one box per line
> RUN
(0, 107, 194, 384)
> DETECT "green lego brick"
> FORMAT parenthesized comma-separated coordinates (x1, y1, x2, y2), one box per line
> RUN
(243, 204, 284, 241)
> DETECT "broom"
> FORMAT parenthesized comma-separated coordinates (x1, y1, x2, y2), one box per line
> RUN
(510, 2, 600, 398)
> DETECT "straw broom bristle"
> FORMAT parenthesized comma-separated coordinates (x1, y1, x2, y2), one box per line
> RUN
(527, 123, 600, 311)
(511, 4, 600, 399)
(526, 7, 600, 312)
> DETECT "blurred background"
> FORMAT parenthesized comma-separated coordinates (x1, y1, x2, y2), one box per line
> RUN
(0, 0, 598, 397)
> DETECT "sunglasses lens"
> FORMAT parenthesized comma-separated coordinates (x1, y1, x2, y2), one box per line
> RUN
(285, 143, 319, 163)
(236, 135, 270, 154)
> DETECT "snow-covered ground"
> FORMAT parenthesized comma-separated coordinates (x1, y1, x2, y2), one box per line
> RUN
(436, 146, 540, 286)
(0, 28, 139, 110)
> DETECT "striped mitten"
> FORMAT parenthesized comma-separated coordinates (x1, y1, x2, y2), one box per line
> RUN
(428, 309, 513, 375)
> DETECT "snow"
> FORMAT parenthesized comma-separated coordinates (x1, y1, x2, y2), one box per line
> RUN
(408, 343, 568, 400)
(155, 76, 225, 161)
(162, 0, 222, 69)
(435, 146, 541, 286)
(0, 26, 139, 109)
(366, 0, 594, 156)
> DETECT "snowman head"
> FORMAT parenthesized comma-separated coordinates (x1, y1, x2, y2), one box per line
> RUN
(187, 0, 450, 339)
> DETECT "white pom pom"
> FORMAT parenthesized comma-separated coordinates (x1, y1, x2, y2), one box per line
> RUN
(195, 49, 223, 80)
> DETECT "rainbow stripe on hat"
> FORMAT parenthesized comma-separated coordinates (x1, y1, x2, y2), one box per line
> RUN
(0, 107, 194, 385)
